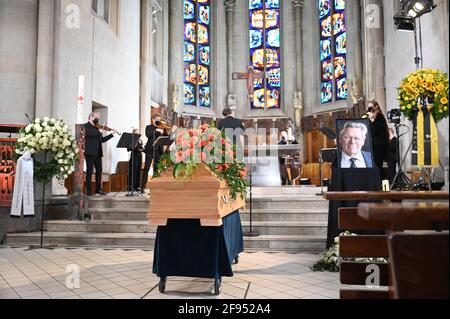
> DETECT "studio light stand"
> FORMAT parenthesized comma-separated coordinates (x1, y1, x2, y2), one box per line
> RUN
(391, 123, 412, 190)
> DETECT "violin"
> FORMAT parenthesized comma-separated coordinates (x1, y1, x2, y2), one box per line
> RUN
(95, 124, 121, 135)
(156, 120, 173, 131)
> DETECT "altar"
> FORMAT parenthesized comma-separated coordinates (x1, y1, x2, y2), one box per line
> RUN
(246, 144, 301, 187)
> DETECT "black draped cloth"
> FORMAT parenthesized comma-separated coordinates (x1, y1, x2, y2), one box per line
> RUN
(153, 211, 244, 279)
(326, 168, 382, 249)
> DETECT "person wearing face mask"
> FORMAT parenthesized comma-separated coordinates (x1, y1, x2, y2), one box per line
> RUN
(84, 112, 118, 196)
(141, 113, 165, 193)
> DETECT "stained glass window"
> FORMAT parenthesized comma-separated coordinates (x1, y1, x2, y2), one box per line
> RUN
(183, 0, 211, 107)
(249, 0, 281, 109)
(319, 0, 347, 104)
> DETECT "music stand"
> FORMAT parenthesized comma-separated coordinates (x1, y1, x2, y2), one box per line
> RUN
(115, 131, 142, 197)
(319, 127, 337, 140)
(316, 148, 337, 196)
(153, 136, 173, 149)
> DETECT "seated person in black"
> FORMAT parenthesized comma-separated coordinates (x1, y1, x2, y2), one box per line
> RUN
(278, 131, 299, 185)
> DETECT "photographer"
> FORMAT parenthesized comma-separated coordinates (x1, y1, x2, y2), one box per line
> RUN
(367, 100, 389, 179)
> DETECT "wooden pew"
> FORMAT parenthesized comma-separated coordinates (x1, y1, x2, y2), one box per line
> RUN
(388, 232, 449, 299)
(338, 202, 448, 299)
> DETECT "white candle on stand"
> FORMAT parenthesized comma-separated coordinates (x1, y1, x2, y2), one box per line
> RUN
(77, 75, 85, 124)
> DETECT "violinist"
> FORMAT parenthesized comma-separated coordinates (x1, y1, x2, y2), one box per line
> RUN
(84, 112, 118, 196)
(141, 114, 177, 193)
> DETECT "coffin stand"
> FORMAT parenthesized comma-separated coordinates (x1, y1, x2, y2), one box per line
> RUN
(147, 165, 246, 295)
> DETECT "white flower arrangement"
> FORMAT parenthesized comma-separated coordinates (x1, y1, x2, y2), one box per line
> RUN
(311, 232, 388, 272)
(15, 118, 79, 182)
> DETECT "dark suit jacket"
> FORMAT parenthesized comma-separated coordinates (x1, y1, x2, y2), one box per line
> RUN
(218, 116, 245, 149)
(144, 124, 163, 155)
(217, 116, 245, 131)
(83, 122, 114, 157)
(362, 150, 374, 168)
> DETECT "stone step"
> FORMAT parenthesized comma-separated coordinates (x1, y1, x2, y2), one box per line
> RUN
(243, 235, 326, 252)
(45, 220, 155, 233)
(250, 186, 327, 196)
(88, 196, 150, 209)
(6, 232, 156, 248)
(249, 197, 329, 210)
(6, 232, 326, 253)
(240, 209, 328, 222)
(88, 208, 149, 221)
(241, 221, 327, 236)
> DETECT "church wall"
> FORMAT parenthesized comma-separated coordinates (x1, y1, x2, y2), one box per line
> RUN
(0, 0, 39, 124)
(383, 0, 449, 178)
(54, 0, 141, 174)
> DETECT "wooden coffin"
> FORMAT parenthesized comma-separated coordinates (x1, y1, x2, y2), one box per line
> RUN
(147, 165, 246, 226)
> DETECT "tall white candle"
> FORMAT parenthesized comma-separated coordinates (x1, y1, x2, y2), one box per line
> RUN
(77, 75, 85, 124)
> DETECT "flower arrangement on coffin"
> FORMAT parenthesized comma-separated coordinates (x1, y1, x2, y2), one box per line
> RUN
(311, 232, 388, 272)
(155, 124, 249, 200)
(15, 117, 78, 183)
(397, 68, 449, 123)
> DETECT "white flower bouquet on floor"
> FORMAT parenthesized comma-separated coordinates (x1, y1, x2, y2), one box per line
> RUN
(311, 232, 388, 272)
(15, 117, 79, 183)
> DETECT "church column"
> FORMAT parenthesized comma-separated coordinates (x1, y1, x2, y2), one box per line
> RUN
(168, 0, 184, 115)
(35, 0, 55, 118)
(0, 0, 38, 124)
(292, 0, 304, 159)
(140, 0, 151, 134)
(362, 0, 386, 110)
(225, 0, 237, 110)
(350, 0, 364, 105)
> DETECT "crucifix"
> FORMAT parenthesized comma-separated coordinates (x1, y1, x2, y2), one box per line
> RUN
(233, 66, 265, 101)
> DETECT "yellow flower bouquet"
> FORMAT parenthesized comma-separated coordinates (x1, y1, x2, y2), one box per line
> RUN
(397, 68, 449, 123)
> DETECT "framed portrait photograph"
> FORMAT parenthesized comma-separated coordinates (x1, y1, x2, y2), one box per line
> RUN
(336, 119, 374, 169)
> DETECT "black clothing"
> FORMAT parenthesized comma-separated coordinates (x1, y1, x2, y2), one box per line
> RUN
(369, 114, 389, 178)
(141, 124, 164, 189)
(85, 155, 103, 194)
(277, 139, 299, 146)
(386, 136, 399, 183)
(83, 122, 114, 194)
(278, 139, 299, 185)
(218, 116, 245, 131)
(83, 122, 114, 157)
(218, 116, 245, 158)
(128, 142, 143, 191)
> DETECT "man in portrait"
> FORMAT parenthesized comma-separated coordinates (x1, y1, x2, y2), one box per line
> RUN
(338, 121, 373, 168)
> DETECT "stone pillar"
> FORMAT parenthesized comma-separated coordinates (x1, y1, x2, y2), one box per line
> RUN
(362, 0, 386, 110)
(0, 0, 39, 124)
(225, 0, 237, 110)
(350, 0, 364, 105)
(168, 0, 184, 115)
(140, 0, 151, 134)
(35, 0, 55, 118)
(292, 0, 304, 161)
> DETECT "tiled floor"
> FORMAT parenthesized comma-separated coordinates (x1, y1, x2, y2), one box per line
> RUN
(0, 247, 341, 299)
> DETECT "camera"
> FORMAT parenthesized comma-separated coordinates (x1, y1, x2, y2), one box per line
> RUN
(367, 106, 374, 113)
(387, 109, 402, 124)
